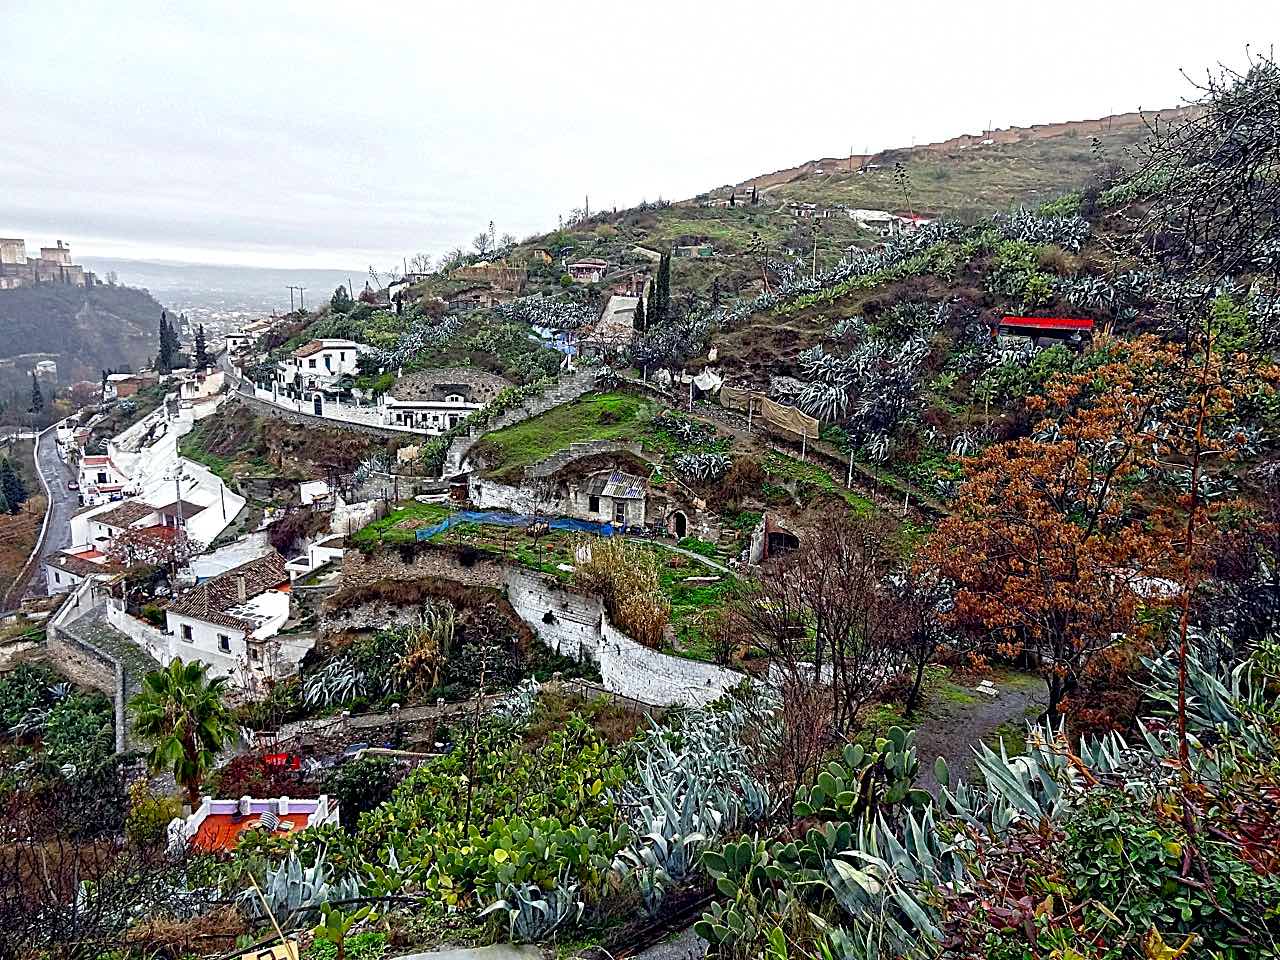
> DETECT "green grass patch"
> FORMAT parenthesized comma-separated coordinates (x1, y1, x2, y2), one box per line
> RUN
(350, 501, 451, 547)
(473, 392, 657, 481)
(763, 452, 874, 513)
(982, 719, 1029, 758)
(675, 536, 719, 559)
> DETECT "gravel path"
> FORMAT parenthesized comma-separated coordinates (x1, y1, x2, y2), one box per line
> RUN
(911, 670, 1047, 794)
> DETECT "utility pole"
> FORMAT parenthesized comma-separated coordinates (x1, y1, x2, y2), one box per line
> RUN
(286, 286, 295, 312)
(286, 285, 306, 312)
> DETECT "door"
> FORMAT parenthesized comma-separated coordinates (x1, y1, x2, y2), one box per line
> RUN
(312, 394, 323, 415)
(672, 511, 688, 539)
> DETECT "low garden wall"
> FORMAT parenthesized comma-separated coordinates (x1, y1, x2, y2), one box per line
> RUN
(504, 567, 742, 707)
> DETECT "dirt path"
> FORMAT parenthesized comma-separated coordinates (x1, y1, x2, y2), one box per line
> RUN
(910, 669, 1047, 794)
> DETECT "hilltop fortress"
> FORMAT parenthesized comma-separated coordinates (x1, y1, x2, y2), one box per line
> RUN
(0, 237, 96, 290)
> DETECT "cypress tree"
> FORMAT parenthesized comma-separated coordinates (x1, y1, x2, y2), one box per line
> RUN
(0, 489, 11, 516)
(158, 311, 173, 373)
(0, 458, 24, 509)
(654, 254, 671, 323)
(194, 325, 208, 370)
(30, 373, 43, 414)
(633, 295, 646, 332)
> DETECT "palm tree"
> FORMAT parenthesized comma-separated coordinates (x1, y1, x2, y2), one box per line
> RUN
(130, 659, 234, 808)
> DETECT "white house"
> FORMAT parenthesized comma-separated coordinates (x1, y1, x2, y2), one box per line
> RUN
(284, 532, 347, 581)
(163, 553, 300, 685)
(567, 258, 609, 283)
(223, 332, 252, 356)
(378, 367, 511, 434)
(276, 339, 368, 395)
(43, 546, 119, 595)
(77, 454, 130, 505)
(169, 794, 340, 853)
(178, 368, 225, 403)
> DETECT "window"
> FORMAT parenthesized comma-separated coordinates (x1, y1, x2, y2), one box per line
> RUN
(181, 624, 193, 642)
(339, 351, 346, 361)
(614, 501, 626, 523)
(308, 358, 317, 368)
(249, 646, 261, 662)
(217, 634, 231, 653)
(52, 571, 60, 584)
(96, 471, 107, 483)
(589, 495, 600, 513)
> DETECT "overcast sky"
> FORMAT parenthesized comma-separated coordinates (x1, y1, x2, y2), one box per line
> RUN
(2, 2, 1275, 271)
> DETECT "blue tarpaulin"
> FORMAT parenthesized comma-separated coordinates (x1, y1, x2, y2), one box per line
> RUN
(415, 510, 620, 541)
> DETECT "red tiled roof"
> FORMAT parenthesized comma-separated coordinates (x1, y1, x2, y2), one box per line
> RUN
(293, 341, 328, 358)
(167, 552, 289, 631)
(94, 500, 157, 529)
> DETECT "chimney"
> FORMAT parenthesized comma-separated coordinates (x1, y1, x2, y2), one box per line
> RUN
(237, 576, 247, 601)
(238, 795, 251, 817)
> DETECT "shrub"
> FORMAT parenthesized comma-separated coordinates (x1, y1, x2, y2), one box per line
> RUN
(322, 756, 402, 829)
(124, 781, 184, 848)
(140, 603, 165, 627)
(573, 539, 670, 647)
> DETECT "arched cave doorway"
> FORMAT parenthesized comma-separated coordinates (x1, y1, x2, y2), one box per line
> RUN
(671, 510, 688, 539)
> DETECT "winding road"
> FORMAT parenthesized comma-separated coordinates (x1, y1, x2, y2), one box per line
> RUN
(5, 428, 76, 604)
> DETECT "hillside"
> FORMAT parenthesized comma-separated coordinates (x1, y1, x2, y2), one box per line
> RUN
(0, 282, 166, 388)
(718, 107, 1198, 219)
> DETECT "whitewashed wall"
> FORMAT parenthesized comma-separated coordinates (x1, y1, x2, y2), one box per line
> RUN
(504, 568, 742, 707)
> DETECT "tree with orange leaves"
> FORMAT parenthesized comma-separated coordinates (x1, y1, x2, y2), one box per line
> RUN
(921, 330, 1277, 723)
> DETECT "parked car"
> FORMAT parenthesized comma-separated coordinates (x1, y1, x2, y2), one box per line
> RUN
(65, 480, 78, 491)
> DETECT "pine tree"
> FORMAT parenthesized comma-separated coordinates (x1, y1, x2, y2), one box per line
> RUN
(30, 373, 43, 414)
(633, 295, 646, 332)
(0, 458, 25, 509)
(710, 276, 722, 309)
(194, 325, 208, 370)
(751, 186, 759, 205)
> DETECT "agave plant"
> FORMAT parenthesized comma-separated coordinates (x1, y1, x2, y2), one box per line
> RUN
(479, 877, 584, 941)
(673, 452, 730, 481)
(240, 848, 360, 930)
(303, 658, 365, 707)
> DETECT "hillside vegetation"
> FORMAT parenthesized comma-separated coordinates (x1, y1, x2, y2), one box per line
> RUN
(0, 282, 166, 386)
(13, 53, 1280, 960)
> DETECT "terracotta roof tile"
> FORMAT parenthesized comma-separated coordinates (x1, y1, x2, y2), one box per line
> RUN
(167, 553, 288, 631)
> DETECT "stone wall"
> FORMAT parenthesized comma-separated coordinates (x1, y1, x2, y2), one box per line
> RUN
(46, 583, 128, 753)
(339, 545, 508, 592)
(503, 568, 742, 707)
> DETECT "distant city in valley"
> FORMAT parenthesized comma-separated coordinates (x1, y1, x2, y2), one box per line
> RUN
(80, 256, 361, 330)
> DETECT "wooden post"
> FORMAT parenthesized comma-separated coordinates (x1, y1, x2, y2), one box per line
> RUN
(847, 448, 854, 488)
(747, 397, 753, 433)
(801, 432, 807, 461)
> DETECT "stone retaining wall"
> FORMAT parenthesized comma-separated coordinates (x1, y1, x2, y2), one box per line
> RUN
(503, 567, 742, 707)
(339, 545, 508, 592)
(46, 581, 128, 752)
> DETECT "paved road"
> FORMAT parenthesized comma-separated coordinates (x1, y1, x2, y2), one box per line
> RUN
(14, 429, 76, 600)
